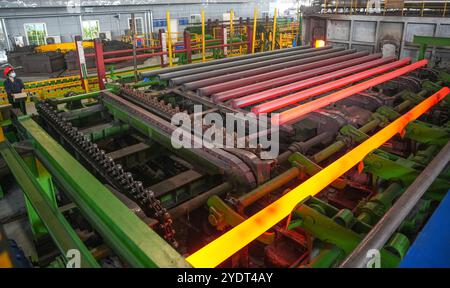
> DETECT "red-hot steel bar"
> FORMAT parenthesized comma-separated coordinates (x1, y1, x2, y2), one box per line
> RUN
(231, 56, 397, 108)
(275, 59, 429, 125)
(252, 58, 412, 114)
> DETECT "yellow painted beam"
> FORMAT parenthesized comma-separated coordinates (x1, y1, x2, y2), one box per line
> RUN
(230, 9, 234, 37)
(201, 9, 206, 62)
(166, 11, 173, 67)
(252, 8, 257, 54)
(271, 8, 278, 51)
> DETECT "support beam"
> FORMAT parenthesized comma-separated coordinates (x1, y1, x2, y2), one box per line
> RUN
(185, 87, 449, 268)
(94, 39, 106, 90)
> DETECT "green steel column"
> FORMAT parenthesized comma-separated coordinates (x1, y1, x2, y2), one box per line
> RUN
(23, 155, 58, 239)
(418, 44, 427, 61)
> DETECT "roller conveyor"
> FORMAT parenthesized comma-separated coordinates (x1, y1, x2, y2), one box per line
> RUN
(1, 45, 449, 268)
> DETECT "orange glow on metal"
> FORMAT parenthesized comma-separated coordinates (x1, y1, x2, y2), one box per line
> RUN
(276, 60, 428, 125)
(185, 87, 450, 268)
(315, 39, 326, 48)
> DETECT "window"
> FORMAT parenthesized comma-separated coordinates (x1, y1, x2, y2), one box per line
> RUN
(128, 17, 144, 35)
(24, 23, 47, 45)
(0, 21, 6, 50)
(190, 14, 201, 24)
(82, 20, 100, 40)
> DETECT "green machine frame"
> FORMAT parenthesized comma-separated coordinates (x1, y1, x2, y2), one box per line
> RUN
(413, 35, 450, 61)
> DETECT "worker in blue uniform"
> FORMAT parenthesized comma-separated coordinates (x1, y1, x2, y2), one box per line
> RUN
(3, 66, 26, 114)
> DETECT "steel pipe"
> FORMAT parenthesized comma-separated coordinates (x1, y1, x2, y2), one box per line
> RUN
(312, 119, 380, 164)
(233, 56, 397, 109)
(185, 86, 446, 268)
(340, 137, 450, 268)
(178, 48, 350, 89)
(159, 46, 331, 82)
(252, 58, 411, 114)
(275, 60, 428, 125)
(277, 132, 331, 164)
(141, 45, 310, 78)
(200, 51, 373, 98)
(237, 167, 301, 212)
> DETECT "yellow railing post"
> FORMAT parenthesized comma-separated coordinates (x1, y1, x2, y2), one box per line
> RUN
(384, 0, 388, 15)
(201, 9, 206, 62)
(444, 0, 448, 17)
(335, 0, 339, 14)
(421, 1, 425, 17)
(271, 8, 278, 51)
(166, 11, 173, 67)
(279, 32, 282, 49)
(252, 8, 257, 54)
(230, 9, 234, 37)
(0, 127, 4, 142)
(324, 0, 328, 13)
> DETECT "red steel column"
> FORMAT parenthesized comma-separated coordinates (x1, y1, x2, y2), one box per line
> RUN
(94, 38, 106, 90)
(184, 30, 192, 63)
(276, 59, 429, 125)
(231, 56, 397, 108)
(247, 24, 253, 55)
(252, 58, 412, 114)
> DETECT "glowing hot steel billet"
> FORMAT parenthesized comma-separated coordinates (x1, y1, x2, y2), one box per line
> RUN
(186, 86, 449, 268)
(276, 59, 428, 125)
(231, 56, 398, 108)
(251, 58, 412, 114)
